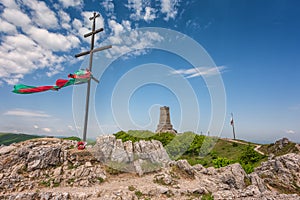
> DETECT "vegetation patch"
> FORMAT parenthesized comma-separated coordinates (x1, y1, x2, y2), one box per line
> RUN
(201, 192, 214, 200)
(128, 185, 136, 191)
(244, 176, 252, 187)
(0, 133, 42, 145)
(134, 190, 143, 198)
(67, 178, 75, 185)
(97, 177, 104, 183)
(62, 136, 81, 141)
(39, 179, 51, 187)
(114, 130, 268, 174)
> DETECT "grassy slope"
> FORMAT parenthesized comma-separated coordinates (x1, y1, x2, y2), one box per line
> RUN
(180, 138, 266, 167)
(0, 132, 43, 145)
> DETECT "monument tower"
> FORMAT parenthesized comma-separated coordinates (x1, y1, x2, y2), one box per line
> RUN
(156, 106, 177, 134)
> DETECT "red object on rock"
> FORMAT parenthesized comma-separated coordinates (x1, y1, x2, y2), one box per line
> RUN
(77, 141, 86, 150)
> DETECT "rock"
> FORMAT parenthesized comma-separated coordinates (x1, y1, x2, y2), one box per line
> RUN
(248, 173, 266, 192)
(173, 159, 195, 176)
(255, 153, 300, 195)
(217, 163, 247, 189)
(92, 135, 170, 175)
(53, 166, 62, 176)
(0, 146, 16, 155)
(85, 161, 92, 167)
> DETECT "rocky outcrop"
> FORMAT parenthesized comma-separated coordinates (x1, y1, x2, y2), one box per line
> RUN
(0, 138, 106, 195)
(255, 153, 300, 194)
(0, 137, 300, 200)
(92, 135, 170, 175)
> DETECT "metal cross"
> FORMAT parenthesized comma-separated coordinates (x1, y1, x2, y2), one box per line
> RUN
(75, 12, 112, 142)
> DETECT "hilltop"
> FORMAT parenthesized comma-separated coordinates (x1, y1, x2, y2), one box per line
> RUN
(0, 133, 299, 199)
(0, 132, 43, 146)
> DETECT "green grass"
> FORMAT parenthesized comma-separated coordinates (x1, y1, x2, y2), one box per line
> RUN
(180, 139, 255, 168)
(0, 132, 43, 145)
(62, 136, 81, 141)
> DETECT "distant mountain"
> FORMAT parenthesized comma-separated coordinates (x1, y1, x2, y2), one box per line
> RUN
(0, 132, 43, 146)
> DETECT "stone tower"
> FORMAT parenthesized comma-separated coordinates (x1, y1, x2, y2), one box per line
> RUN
(156, 106, 177, 134)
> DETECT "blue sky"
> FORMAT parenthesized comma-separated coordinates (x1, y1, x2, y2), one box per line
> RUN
(0, 0, 299, 143)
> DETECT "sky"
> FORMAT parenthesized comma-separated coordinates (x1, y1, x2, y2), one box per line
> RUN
(0, 0, 299, 144)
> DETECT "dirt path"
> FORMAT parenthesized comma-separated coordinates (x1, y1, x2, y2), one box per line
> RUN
(223, 138, 265, 155)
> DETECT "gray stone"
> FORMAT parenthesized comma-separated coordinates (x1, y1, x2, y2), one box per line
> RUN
(0, 146, 16, 155)
(92, 135, 170, 175)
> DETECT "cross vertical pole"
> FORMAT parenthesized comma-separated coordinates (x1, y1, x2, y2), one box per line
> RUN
(75, 12, 112, 142)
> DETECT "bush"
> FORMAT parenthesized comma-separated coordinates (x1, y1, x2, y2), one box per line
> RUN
(212, 157, 234, 168)
(241, 163, 254, 174)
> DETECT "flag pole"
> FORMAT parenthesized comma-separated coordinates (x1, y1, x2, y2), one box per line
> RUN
(231, 113, 236, 140)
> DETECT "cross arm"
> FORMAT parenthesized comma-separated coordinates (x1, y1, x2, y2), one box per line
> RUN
(84, 28, 104, 38)
(74, 45, 112, 58)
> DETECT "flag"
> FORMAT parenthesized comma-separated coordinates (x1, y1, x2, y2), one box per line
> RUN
(230, 117, 234, 126)
(12, 69, 92, 94)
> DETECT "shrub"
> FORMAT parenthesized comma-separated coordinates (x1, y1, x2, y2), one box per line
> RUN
(212, 157, 234, 168)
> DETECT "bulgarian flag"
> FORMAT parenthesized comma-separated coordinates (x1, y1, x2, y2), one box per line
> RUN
(12, 69, 92, 94)
(230, 116, 234, 126)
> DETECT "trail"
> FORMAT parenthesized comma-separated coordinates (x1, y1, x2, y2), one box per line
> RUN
(223, 138, 265, 155)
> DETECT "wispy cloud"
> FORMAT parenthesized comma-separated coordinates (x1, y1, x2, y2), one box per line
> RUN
(172, 66, 226, 78)
(285, 129, 296, 134)
(3, 109, 51, 118)
(58, 0, 83, 8)
(160, 0, 181, 21)
(105, 19, 164, 59)
(42, 127, 51, 133)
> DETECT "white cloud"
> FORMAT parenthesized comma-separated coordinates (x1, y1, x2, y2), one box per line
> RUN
(172, 66, 226, 78)
(0, 0, 86, 85)
(285, 130, 296, 134)
(2, 8, 31, 28)
(144, 7, 156, 22)
(3, 109, 51, 118)
(101, 0, 115, 17)
(0, 0, 18, 9)
(42, 127, 51, 133)
(126, 0, 157, 22)
(58, 10, 72, 29)
(71, 12, 105, 45)
(0, 33, 71, 84)
(0, 18, 17, 34)
(82, 11, 105, 30)
(22, 0, 58, 29)
(104, 19, 164, 59)
(46, 64, 64, 77)
(25, 26, 80, 52)
(160, 0, 180, 21)
(58, 0, 83, 8)
(108, 19, 124, 36)
(34, 125, 39, 129)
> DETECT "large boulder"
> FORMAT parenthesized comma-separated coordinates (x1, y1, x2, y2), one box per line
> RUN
(92, 135, 170, 175)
